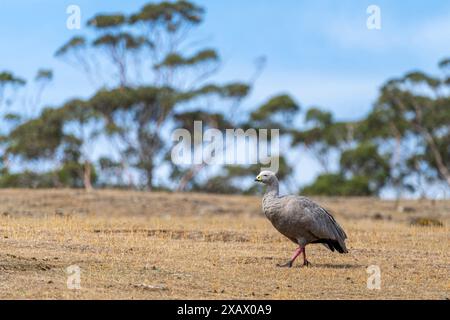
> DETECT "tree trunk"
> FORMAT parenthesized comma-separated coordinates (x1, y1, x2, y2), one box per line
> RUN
(422, 130, 450, 186)
(83, 160, 93, 192)
(177, 163, 205, 192)
(409, 100, 450, 187)
(145, 164, 153, 191)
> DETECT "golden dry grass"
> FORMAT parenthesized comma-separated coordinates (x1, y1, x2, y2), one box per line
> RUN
(0, 189, 448, 299)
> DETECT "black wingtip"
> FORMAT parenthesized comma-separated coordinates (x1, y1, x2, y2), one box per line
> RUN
(314, 239, 348, 253)
(336, 243, 348, 254)
(329, 240, 347, 253)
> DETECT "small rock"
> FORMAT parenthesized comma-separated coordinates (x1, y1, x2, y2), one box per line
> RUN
(372, 213, 384, 220)
(397, 206, 416, 213)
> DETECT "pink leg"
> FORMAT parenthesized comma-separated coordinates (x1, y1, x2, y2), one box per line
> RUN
(303, 247, 311, 267)
(290, 247, 303, 262)
(277, 247, 303, 268)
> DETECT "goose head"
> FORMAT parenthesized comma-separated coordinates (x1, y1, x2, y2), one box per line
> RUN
(255, 170, 278, 185)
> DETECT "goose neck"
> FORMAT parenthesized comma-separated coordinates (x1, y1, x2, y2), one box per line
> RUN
(264, 181, 279, 198)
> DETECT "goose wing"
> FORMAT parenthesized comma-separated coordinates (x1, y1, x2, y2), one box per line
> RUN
(296, 197, 348, 253)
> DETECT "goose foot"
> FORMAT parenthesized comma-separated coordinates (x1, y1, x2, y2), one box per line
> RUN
(276, 247, 303, 268)
(303, 260, 312, 267)
(276, 261, 293, 268)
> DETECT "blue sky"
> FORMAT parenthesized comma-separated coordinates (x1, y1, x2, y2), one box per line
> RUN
(1, 0, 450, 194)
(2, 0, 450, 118)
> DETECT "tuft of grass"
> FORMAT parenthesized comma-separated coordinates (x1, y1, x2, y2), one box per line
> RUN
(410, 217, 444, 227)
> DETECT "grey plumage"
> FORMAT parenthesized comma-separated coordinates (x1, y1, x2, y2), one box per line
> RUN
(255, 170, 348, 267)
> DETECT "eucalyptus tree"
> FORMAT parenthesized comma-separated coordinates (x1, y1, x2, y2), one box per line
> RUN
(5, 107, 66, 185)
(29, 69, 53, 118)
(300, 141, 390, 196)
(4, 102, 101, 189)
(366, 59, 450, 193)
(58, 99, 102, 190)
(0, 69, 55, 183)
(173, 94, 300, 193)
(0, 71, 26, 136)
(0, 71, 27, 174)
(55, 1, 250, 190)
(191, 155, 293, 195)
(292, 108, 339, 173)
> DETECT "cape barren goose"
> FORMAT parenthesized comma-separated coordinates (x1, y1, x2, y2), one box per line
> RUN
(255, 170, 348, 267)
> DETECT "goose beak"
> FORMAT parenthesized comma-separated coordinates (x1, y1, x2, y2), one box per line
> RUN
(255, 175, 262, 182)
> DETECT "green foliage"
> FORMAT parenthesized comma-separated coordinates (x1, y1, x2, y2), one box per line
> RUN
(191, 175, 242, 194)
(304, 107, 332, 127)
(250, 94, 300, 127)
(129, 0, 204, 30)
(0, 164, 97, 189)
(54, 36, 86, 57)
(174, 111, 231, 131)
(3, 113, 22, 123)
(92, 33, 151, 50)
(0, 72, 26, 86)
(154, 49, 218, 69)
(301, 140, 389, 196)
(192, 83, 250, 99)
(35, 69, 53, 82)
(87, 14, 126, 28)
(192, 156, 293, 195)
(301, 174, 371, 196)
(438, 57, 450, 70)
(340, 142, 390, 192)
(7, 108, 65, 159)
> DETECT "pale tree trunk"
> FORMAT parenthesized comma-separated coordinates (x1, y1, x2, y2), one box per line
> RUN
(145, 163, 153, 191)
(411, 101, 450, 187)
(177, 163, 205, 192)
(83, 160, 93, 192)
(422, 130, 450, 186)
(390, 124, 403, 210)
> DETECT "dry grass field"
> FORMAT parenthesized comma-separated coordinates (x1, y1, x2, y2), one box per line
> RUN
(0, 189, 448, 300)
